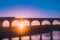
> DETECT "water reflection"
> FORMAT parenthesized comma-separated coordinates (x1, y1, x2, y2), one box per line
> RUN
(12, 37, 19, 40)
(53, 31, 60, 40)
(31, 34, 40, 40)
(2, 31, 60, 40)
(21, 36, 29, 40)
(3, 38, 9, 40)
(42, 33, 50, 40)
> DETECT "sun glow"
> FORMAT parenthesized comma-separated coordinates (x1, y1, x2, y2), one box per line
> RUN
(13, 20, 30, 35)
(19, 22, 26, 30)
(19, 20, 30, 29)
(12, 20, 30, 35)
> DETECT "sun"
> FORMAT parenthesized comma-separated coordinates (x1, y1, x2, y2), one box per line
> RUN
(19, 22, 26, 30)
(18, 21, 30, 35)
(18, 20, 30, 30)
(12, 20, 30, 35)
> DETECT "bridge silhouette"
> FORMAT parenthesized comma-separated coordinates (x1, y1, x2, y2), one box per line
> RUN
(0, 17, 60, 40)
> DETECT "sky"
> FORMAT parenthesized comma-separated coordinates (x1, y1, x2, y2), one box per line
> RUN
(0, 0, 60, 18)
(0, 0, 60, 40)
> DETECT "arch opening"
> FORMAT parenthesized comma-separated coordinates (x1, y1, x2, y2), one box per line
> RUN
(19, 20, 30, 28)
(52, 20, 60, 25)
(42, 20, 50, 25)
(18, 20, 30, 34)
(31, 20, 40, 26)
(2, 20, 10, 27)
(12, 20, 19, 27)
